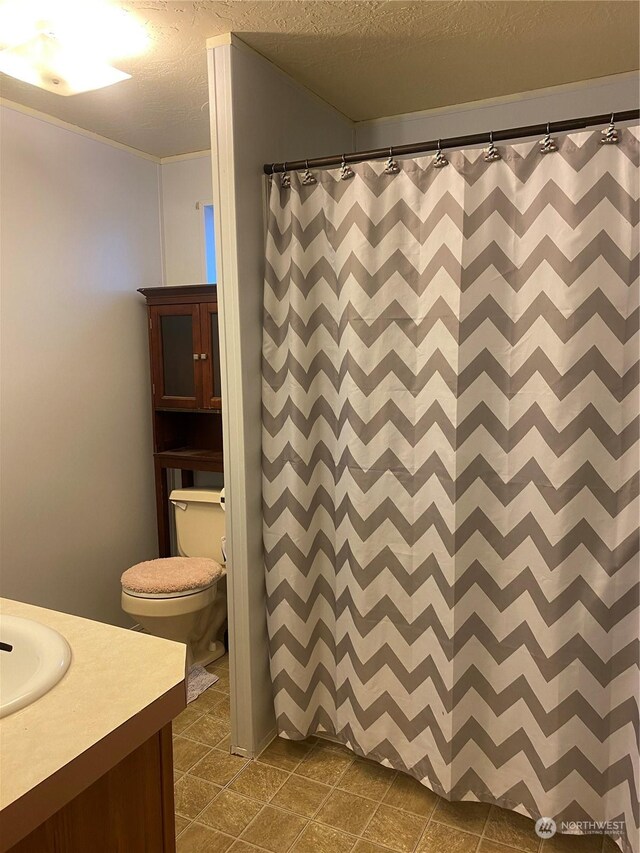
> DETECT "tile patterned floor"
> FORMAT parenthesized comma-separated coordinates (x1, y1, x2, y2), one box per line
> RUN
(174, 657, 620, 853)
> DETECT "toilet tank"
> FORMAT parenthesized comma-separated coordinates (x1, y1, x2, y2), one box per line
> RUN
(169, 488, 225, 564)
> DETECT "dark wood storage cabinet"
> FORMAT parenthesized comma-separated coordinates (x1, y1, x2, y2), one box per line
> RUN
(139, 285, 224, 556)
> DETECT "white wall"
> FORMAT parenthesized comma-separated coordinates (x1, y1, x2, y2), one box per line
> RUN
(207, 35, 354, 757)
(160, 154, 213, 285)
(355, 72, 640, 149)
(0, 105, 162, 626)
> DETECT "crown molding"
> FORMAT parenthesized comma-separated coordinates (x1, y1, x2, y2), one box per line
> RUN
(0, 97, 161, 162)
(355, 71, 640, 129)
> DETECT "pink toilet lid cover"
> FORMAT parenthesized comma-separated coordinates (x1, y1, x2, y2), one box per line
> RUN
(121, 557, 224, 595)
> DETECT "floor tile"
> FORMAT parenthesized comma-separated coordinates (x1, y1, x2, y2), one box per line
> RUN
(190, 687, 226, 716)
(241, 805, 307, 852)
(228, 843, 261, 853)
(541, 832, 604, 852)
(258, 737, 313, 772)
(362, 804, 426, 853)
(199, 790, 263, 837)
(229, 761, 290, 802)
(271, 774, 332, 817)
(484, 806, 540, 852)
(175, 814, 190, 837)
(177, 822, 233, 853)
(418, 820, 480, 852)
(432, 799, 491, 835)
(295, 746, 354, 785)
(338, 759, 396, 801)
(314, 738, 355, 755)
(315, 788, 378, 835)
(190, 749, 248, 786)
(291, 821, 356, 853)
(209, 656, 229, 673)
(174, 704, 205, 734)
(173, 737, 212, 772)
(216, 735, 232, 752)
(382, 773, 439, 817)
(182, 713, 230, 748)
(209, 694, 231, 722)
(353, 841, 395, 853)
(174, 774, 221, 819)
(208, 669, 230, 692)
(478, 841, 525, 853)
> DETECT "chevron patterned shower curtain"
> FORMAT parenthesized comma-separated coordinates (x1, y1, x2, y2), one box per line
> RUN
(262, 126, 639, 852)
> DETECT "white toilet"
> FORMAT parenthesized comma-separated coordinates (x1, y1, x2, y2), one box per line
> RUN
(121, 487, 227, 666)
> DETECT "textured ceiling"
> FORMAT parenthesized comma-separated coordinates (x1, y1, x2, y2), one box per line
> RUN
(0, 1, 638, 158)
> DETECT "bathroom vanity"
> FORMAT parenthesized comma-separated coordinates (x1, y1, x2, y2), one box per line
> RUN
(0, 598, 186, 853)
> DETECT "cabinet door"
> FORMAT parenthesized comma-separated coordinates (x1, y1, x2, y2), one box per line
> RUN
(150, 305, 202, 409)
(199, 302, 223, 410)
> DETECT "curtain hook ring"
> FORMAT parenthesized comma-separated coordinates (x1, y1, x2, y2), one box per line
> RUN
(484, 130, 501, 161)
(540, 121, 557, 155)
(280, 162, 290, 188)
(434, 138, 449, 168)
(340, 153, 354, 181)
(601, 112, 619, 145)
(301, 158, 317, 185)
(384, 146, 400, 175)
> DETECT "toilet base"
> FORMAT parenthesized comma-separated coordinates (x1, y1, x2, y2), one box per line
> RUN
(121, 581, 227, 668)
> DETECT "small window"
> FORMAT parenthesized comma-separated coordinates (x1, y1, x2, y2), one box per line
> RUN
(203, 204, 217, 284)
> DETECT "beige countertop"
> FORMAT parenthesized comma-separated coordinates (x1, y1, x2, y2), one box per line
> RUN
(0, 597, 186, 850)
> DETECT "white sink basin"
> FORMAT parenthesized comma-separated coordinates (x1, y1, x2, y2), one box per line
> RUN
(0, 615, 71, 718)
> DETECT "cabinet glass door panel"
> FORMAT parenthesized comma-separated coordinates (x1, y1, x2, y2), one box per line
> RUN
(200, 302, 222, 409)
(161, 315, 196, 397)
(150, 305, 201, 409)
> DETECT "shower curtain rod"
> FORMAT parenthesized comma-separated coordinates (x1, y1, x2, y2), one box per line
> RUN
(263, 108, 640, 175)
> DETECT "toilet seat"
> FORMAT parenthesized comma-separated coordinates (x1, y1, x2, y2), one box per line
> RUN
(121, 581, 217, 600)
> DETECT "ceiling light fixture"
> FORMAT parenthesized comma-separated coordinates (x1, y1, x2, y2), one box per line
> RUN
(0, 0, 148, 95)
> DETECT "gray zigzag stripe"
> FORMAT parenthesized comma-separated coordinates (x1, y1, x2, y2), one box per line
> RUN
(267, 178, 638, 252)
(264, 236, 638, 302)
(271, 628, 639, 741)
(263, 347, 639, 402)
(274, 660, 638, 764)
(268, 595, 639, 683)
(262, 445, 639, 516)
(265, 535, 637, 627)
(264, 487, 638, 571)
(262, 399, 638, 459)
(263, 292, 638, 349)
(267, 558, 639, 632)
(272, 667, 637, 805)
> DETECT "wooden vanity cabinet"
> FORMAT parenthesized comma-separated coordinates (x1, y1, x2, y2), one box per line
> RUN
(6, 726, 176, 853)
(139, 285, 224, 556)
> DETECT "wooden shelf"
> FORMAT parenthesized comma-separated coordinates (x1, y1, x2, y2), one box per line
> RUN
(154, 448, 223, 472)
(155, 407, 222, 414)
